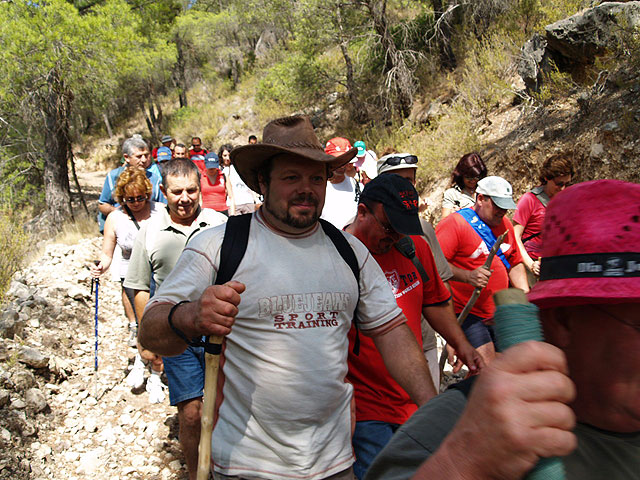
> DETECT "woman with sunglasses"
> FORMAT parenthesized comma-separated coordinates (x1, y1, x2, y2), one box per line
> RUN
(441, 153, 488, 219)
(513, 154, 574, 284)
(90, 168, 165, 400)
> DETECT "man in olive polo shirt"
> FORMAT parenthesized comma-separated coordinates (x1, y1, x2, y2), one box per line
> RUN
(124, 158, 227, 479)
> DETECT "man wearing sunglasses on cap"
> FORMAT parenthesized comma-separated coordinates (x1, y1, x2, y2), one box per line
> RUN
(345, 174, 483, 479)
(377, 152, 455, 389)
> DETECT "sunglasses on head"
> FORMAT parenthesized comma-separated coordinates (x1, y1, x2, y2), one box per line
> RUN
(124, 195, 146, 204)
(383, 155, 418, 166)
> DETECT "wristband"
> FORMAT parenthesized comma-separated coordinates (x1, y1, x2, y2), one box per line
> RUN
(167, 301, 192, 344)
(167, 301, 223, 355)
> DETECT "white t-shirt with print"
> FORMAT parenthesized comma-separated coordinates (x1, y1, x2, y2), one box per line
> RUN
(148, 210, 402, 480)
(321, 176, 361, 230)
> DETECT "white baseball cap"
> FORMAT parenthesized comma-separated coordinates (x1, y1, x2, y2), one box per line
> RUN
(476, 176, 517, 210)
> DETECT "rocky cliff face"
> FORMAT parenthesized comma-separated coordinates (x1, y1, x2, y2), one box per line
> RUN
(0, 239, 187, 480)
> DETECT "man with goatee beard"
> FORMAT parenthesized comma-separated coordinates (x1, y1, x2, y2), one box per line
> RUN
(139, 115, 436, 480)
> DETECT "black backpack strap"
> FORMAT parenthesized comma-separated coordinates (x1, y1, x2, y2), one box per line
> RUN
(394, 236, 430, 284)
(318, 219, 362, 355)
(178, 213, 252, 355)
(123, 204, 140, 230)
(215, 213, 252, 285)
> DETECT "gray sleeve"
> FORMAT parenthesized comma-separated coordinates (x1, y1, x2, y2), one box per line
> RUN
(420, 219, 454, 282)
(123, 226, 151, 291)
(365, 389, 467, 480)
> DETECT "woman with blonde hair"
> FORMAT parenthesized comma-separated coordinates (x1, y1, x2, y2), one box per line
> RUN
(90, 167, 165, 403)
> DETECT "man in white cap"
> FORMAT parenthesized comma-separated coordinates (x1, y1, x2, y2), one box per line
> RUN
(139, 115, 437, 480)
(436, 176, 528, 364)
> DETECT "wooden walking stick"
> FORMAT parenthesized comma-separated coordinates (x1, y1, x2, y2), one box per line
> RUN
(439, 232, 507, 372)
(197, 335, 223, 480)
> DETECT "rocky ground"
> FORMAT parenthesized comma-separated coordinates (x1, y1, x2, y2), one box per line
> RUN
(0, 232, 461, 480)
(0, 239, 187, 480)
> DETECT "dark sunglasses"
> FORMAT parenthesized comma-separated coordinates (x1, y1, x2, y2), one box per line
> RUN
(124, 195, 147, 204)
(552, 179, 571, 188)
(383, 155, 418, 166)
(369, 208, 395, 235)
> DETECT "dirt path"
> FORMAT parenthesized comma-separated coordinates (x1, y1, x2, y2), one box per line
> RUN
(0, 167, 190, 479)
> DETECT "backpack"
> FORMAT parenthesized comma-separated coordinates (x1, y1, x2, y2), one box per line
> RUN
(215, 214, 363, 354)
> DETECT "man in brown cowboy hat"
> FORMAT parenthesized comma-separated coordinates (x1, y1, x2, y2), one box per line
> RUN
(139, 115, 437, 480)
(366, 179, 640, 480)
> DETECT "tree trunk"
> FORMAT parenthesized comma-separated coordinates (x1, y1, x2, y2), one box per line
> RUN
(175, 38, 188, 108)
(365, 0, 414, 118)
(43, 69, 73, 228)
(336, 4, 368, 123)
(431, 0, 457, 70)
(102, 112, 113, 138)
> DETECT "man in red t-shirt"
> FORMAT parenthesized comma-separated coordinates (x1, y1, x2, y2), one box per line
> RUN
(436, 175, 528, 365)
(345, 174, 483, 480)
(188, 136, 208, 160)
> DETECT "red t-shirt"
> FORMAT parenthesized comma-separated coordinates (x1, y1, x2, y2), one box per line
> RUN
(199, 168, 227, 212)
(347, 236, 450, 424)
(513, 192, 545, 260)
(188, 147, 208, 159)
(436, 212, 522, 320)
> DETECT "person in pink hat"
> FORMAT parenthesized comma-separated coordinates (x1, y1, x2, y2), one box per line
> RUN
(365, 179, 640, 480)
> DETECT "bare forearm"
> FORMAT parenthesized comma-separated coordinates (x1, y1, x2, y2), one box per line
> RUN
(139, 301, 199, 356)
(423, 303, 467, 351)
(98, 202, 116, 216)
(449, 263, 470, 283)
(373, 323, 437, 405)
(509, 263, 529, 292)
(133, 290, 150, 324)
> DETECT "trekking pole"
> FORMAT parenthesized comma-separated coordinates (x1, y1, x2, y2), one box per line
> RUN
(493, 288, 565, 480)
(439, 232, 506, 373)
(91, 261, 100, 399)
(197, 335, 223, 480)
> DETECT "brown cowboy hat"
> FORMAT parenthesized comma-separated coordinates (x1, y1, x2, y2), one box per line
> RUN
(230, 115, 357, 193)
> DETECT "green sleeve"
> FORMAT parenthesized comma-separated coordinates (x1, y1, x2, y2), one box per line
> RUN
(365, 389, 467, 480)
(123, 225, 151, 291)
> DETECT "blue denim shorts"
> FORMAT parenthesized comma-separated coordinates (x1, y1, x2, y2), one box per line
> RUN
(163, 345, 205, 405)
(461, 313, 496, 348)
(352, 420, 399, 480)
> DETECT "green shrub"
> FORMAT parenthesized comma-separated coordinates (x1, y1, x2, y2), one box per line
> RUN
(0, 211, 29, 305)
(256, 52, 335, 109)
(458, 33, 518, 118)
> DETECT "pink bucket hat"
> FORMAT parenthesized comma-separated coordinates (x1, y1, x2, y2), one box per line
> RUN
(527, 179, 640, 309)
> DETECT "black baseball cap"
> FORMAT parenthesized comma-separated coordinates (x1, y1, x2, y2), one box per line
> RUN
(360, 174, 423, 236)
